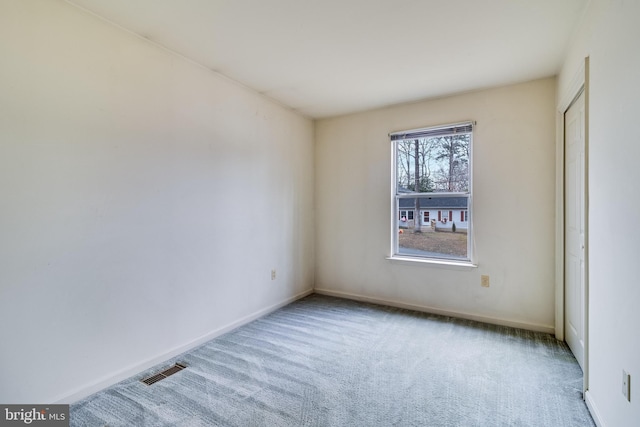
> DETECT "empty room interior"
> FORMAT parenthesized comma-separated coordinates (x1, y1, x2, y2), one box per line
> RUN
(1, 0, 639, 426)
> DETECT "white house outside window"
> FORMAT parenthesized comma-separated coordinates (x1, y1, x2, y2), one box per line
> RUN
(391, 121, 473, 262)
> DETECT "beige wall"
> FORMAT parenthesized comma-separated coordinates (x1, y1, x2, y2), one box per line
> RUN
(0, 0, 314, 403)
(558, 1, 640, 425)
(315, 78, 557, 331)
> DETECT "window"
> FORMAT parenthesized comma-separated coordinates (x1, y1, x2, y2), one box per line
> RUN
(399, 210, 414, 221)
(391, 121, 473, 262)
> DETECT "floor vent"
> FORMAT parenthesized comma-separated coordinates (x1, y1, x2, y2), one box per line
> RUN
(141, 363, 187, 386)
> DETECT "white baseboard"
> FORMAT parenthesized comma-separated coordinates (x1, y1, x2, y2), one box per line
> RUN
(585, 390, 605, 427)
(55, 288, 313, 404)
(313, 288, 555, 334)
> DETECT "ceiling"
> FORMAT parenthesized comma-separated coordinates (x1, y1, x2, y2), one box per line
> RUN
(67, 0, 588, 118)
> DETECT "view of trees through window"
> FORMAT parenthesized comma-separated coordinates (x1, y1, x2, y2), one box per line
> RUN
(396, 134, 470, 193)
(394, 128, 472, 262)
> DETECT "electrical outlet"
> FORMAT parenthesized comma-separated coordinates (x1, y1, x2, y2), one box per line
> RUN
(271, 269, 276, 281)
(481, 275, 490, 288)
(622, 370, 631, 402)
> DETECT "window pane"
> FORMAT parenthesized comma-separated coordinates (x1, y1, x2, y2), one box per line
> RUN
(396, 134, 470, 193)
(397, 195, 468, 260)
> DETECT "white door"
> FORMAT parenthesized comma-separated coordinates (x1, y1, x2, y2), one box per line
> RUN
(564, 90, 586, 370)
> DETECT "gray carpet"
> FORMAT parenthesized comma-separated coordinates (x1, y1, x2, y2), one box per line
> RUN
(71, 294, 595, 426)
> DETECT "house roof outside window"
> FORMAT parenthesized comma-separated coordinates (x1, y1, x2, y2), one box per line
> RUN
(399, 197, 467, 210)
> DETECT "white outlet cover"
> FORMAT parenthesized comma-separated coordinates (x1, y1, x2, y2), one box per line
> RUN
(622, 370, 630, 401)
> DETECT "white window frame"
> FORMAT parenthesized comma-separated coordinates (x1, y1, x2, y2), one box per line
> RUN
(389, 121, 475, 265)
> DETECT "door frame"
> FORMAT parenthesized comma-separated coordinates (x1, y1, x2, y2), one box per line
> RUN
(555, 57, 589, 393)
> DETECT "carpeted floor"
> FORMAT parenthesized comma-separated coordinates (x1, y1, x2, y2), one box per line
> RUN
(71, 294, 595, 426)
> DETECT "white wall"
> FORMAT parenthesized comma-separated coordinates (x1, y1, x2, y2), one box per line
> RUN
(0, 0, 314, 403)
(558, 1, 640, 425)
(315, 78, 557, 332)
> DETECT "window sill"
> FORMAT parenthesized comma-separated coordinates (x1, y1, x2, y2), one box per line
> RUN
(386, 255, 477, 269)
